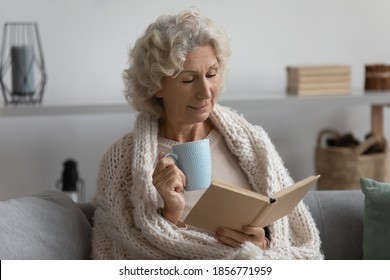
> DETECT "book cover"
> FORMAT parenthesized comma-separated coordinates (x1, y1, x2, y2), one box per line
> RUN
(287, 65, 351, 76)
(287, 86, 350, 96)
(183, 175, 320, 232)
(287, 82, 350, 90)
(288, 74, 350, 84)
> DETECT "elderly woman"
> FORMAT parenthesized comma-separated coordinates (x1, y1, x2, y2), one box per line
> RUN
(91, 9, 323, 259)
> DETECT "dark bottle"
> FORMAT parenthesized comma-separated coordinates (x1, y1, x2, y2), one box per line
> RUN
(55, 159, 85, 202)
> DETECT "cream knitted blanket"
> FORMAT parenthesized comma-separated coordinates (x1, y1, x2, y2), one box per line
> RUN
(91, 104, 323, 259)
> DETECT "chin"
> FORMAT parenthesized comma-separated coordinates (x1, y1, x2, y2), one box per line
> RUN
(189, 112, 210, 124)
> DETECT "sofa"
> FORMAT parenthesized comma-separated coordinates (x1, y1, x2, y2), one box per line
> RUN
(0, 189, 365, 260)
(303, 190, 364, 259)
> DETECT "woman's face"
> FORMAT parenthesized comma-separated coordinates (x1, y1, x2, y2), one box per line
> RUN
(157, 45, 221, 128)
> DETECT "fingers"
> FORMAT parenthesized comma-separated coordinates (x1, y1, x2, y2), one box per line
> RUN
(155, 167, 185, 193)
(241, 225, 266, 239)
(215, 226, 268, 249)
(153, 156, 186, 190)
(216, 227, 248, 245)
(215, 228, 242, 248)
(157, 151, 165, 160)
(152, 155, 187, 224)
(153, 155, 175, 175)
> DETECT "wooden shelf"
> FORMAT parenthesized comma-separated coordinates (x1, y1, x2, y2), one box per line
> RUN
(1, 90, 390, 117)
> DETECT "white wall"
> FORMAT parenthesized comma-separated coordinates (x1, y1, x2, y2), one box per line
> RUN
(1, 0, 390, 201)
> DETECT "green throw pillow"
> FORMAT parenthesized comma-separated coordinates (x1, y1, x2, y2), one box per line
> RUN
(360, 177, 390, 260)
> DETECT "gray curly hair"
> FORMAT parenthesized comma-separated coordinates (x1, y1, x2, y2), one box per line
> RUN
(123, 9, 231, 119)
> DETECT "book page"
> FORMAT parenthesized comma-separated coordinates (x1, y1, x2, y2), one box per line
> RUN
(184, 175, 320, 232)
(183, 183, 270, 232)
(272, 175, 320, 199)
(256, 175, 320, 226)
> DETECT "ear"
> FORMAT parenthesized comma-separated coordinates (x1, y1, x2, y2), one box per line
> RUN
(154, 89, 163, 98)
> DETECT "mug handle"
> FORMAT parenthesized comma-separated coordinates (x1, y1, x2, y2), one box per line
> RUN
(164, 153, 178, 162)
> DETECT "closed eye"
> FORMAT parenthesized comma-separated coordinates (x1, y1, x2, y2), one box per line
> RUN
(182, 78, 195, 84)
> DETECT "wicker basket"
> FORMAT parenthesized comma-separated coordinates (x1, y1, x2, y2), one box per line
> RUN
(315, 129, 390, 190)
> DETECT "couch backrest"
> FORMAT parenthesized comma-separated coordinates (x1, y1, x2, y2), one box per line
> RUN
(303, 190, 364, 260)
(81, 190, 365, 260)
(0, 191, 91, 260)
(0, 189, 365, 259)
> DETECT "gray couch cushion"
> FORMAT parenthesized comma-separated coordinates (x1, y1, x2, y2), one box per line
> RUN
(0, 190, 91, 259)
(303, 190, 364, 259)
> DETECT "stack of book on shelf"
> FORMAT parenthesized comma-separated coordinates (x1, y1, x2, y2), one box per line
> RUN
(286, 65, 351, 96)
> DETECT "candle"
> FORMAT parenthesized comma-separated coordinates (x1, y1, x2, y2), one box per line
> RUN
(11, 45, 35, 96)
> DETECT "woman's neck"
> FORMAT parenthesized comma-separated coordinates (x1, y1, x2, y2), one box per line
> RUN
(159, 120, 213, 143)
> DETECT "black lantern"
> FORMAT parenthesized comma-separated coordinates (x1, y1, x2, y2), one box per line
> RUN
(0, 22, 47, 105)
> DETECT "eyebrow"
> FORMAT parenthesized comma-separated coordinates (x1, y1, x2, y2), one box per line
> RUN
(180, 62, 220, 74)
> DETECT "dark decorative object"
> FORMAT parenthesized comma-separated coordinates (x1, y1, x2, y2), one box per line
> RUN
(55, 159, 85, 202)
(365, 64, 390, 91)
(0, 22, 47, 105)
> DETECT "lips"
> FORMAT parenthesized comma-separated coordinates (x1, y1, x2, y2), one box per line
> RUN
(189, 104, 208, 110)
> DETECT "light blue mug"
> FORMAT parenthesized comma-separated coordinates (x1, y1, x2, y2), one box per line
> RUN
(164, 139, 211, 191)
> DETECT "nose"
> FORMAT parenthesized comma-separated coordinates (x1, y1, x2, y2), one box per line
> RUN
(195, 77, 212, 99)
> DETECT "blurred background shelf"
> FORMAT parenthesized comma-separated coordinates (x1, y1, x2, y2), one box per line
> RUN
(221, 90, 390, 112)
(1, 90, 390, 117)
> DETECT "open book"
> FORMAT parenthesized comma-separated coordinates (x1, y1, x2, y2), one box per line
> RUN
(183, 175, 320, 232)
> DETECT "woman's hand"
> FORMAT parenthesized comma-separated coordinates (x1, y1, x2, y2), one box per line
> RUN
(152, 152, 186, 225)
(215, 225, 269, 250)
